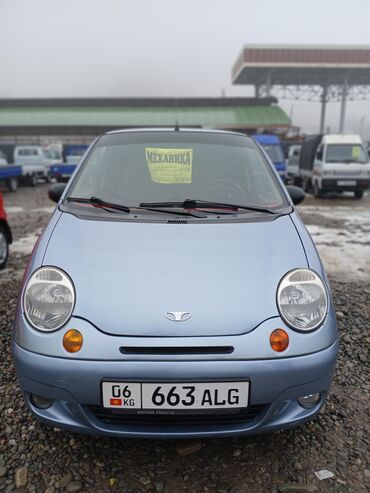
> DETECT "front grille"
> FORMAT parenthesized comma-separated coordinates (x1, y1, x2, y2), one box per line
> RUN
(89, 404, 266, 426)
(119, 346, 234, 355)
(167, 219, 188, 224)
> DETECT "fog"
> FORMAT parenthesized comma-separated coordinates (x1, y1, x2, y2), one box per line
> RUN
(1, 0, 370, 135)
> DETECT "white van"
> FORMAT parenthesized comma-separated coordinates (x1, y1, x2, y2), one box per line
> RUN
(14, 146, 51, 185)
(299, 134, 370, 199)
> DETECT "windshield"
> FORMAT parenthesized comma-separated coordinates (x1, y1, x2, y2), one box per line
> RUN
(325, 144, 368, 163)
(43, 149, 61, 159)
(261, 144, 285, 163)
(67, 132, 287, 210)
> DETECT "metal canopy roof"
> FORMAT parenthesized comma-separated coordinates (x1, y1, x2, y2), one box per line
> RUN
(232, 45, 370, 86)
(0, 98, 291, 133)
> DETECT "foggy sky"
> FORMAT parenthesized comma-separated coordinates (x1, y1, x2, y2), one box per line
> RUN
(1, 0, 370, 135)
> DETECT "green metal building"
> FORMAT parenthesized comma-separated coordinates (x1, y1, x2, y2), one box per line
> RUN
(0, 97, 291, 144)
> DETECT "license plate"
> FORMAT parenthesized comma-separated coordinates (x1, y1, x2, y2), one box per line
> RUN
(102, 381, 249, 410)
(338, 180, 356, 186)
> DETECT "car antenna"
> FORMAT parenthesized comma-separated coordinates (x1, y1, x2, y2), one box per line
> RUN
(174, 98, 180, 131)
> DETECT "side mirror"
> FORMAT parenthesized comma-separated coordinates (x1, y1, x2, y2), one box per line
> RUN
(286, 185, 305, 206)
(316, 148, 323, 161)
(48, 183, 66, 203)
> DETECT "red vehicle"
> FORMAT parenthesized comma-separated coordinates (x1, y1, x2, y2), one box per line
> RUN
(0, 192, 12, 269)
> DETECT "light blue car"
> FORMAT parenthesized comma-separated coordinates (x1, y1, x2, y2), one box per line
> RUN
(13, 129, 338, 438)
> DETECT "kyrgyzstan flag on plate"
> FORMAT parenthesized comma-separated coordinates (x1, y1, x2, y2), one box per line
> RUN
(110, 398, 122, 406)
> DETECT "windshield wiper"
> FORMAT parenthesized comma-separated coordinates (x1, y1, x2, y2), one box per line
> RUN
(67, 196, 131, 213)
(139, 207, 207, 218)
(67, 196, 206, 218)
(140, 199, 277, 214)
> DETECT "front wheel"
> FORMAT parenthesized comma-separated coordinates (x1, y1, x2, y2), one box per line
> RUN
(302, 178, 311, 193)
(28, 174, 37, 187)
(354, 190, 364, 199)
(7, 177, 18, 192)
(0, 226, 9, 270)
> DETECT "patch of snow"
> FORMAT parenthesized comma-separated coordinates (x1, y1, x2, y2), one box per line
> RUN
(306, 224, 370, 281)
(6, 206, 54, 214)
(299, 202, 370, 281)
(11, 230, 42, 256)
(6, 206, 24, 214)
(31, 207, 55, 214)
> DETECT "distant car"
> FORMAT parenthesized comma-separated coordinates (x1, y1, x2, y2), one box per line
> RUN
(0, 192, 12, 270)
(13, 128, 338, 438)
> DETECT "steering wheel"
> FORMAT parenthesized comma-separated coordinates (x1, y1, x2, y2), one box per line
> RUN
(197, 178, 245, 201)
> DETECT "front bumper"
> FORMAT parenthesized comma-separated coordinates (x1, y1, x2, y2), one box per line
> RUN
(13, 340, 338, 438)
(321, 178, 369, 191)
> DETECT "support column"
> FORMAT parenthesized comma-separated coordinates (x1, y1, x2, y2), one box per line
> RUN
(339, 77, 349, 133)
(319, 85, 328, 133)
(255, 84, 260, 98)
(265, 73, 272, 97)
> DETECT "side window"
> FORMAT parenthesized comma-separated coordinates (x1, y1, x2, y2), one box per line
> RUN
(316, 147, 323, 161)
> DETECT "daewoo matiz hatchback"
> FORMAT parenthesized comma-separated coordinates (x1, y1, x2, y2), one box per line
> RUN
(13, 129, 338, 438)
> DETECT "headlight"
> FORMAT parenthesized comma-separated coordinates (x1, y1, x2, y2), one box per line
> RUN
(359, 169, 370, 177)
(23, 267, 75, 331)
(277, 269, 327, 331)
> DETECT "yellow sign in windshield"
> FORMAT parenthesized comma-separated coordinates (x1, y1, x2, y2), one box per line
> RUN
(352, 146, 361, 159)
(145, 148, 193, 184)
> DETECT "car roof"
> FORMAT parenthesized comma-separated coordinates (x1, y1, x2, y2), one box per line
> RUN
(106, 127, 248, 138)
(321, 134, 363, 145)
(251, 134, 280, 145)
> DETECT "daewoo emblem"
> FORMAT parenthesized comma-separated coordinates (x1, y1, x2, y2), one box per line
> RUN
(165, 311, 192, 322)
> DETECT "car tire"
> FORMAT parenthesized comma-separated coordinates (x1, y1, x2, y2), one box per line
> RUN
(28, 174, 37, 187)
(302, 178, 311, 193)
(354, 190, 364, 199)
(7, 177, 18, 192)
(313, 182, 322, 198)
(0, 226, 9, 270)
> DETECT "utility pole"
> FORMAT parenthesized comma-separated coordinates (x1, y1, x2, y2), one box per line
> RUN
(339, 77, 349, 133)
(319, 85, 328, 133)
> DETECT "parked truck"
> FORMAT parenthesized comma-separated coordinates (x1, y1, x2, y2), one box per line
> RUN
(14, 145, 51, 185)
(0, 164, 22, 192)
(299, 134, 370, 199)
(50, 144, 89, 182)
(286, 144, 302, 185)
(252, 134, 287, 182)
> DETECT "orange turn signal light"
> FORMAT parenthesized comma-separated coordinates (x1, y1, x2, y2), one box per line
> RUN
(270, 329, 289, 352)
(63, 329, 83, 353)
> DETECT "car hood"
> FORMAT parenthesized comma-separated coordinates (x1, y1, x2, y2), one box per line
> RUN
(43, 212, 308, 337)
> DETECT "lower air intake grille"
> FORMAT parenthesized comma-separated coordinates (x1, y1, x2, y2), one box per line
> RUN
(89, 405, 266, 426)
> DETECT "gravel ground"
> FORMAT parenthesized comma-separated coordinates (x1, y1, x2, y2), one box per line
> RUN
(0, 185, 369, 493)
